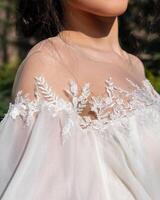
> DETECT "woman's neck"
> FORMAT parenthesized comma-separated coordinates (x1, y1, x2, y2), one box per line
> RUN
(60, 5, 122, 55)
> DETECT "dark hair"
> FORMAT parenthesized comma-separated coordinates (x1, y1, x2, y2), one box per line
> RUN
(16, 0, 65, 40)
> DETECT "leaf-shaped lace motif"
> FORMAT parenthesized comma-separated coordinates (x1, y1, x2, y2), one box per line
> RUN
(64, 79, 91, 114)
(7, 74, 160, 143)
(63, 76, 160, 130)
(34, 76, 60, 104)
(8, 90, 40, 126)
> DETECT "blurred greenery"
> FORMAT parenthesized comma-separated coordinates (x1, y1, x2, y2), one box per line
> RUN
(0, 59, 20, 118)
(0, 0, 160, 119)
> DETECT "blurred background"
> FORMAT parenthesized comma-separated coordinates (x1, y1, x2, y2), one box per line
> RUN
(0, 0, 160, 119)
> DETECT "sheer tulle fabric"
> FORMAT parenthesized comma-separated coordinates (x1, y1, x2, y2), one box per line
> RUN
(0, 37, 160, 200)
(0, 101, 160, 200)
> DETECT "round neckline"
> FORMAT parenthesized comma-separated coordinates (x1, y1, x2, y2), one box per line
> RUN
(57, 34, 129, 62)
(57, 34, 139, 83)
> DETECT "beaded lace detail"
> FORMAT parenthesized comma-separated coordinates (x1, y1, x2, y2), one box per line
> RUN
(5, 75, 160, 144)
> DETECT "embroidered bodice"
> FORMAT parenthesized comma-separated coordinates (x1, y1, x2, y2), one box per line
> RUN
(5, 74, 160, 145)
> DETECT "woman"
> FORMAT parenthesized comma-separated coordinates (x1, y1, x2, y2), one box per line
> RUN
(0, 0, 160, 199)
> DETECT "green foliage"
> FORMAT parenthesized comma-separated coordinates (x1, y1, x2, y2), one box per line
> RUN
(146, 69, 160, 93)
(0, 59, 20, 119)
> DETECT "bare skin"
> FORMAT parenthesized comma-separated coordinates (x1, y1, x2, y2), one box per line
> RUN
(56, 0, 145, 93)
(61, 0, 127, 54)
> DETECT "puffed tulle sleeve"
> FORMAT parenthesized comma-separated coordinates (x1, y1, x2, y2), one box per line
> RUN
(0, 94, 83, 200)
(0, 86, 118, 200)
(0, 40, 110, 199)
(0, 42, 89, 199)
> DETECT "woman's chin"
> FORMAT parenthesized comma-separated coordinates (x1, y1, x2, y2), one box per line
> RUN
(97, 3, 128, 17)
(88, 6, 128, 18)
(66, 0, 129, 17)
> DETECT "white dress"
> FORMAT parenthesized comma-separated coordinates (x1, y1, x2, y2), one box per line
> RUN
(0, 39, 160, 200)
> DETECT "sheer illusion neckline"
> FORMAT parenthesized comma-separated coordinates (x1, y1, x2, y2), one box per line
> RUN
(10, 75, 158, 118)
(6, 74, 160, 144)
(32, 74, 149, 110)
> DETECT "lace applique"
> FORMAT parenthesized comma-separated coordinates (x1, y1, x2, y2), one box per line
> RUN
(64, 79, 91, 114)
(65, 76, 160, 132)
(8, 91, 40, 126)
(7, 74, 160, 144)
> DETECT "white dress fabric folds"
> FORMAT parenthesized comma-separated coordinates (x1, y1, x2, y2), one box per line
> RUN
(0, 73, 160, 200)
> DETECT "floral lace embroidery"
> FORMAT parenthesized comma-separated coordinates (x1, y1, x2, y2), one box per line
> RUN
(8, 91, 40, 126)
(6, 75, 160, 144)
(65, 76, 160, 131)
(64, 79, 91, 114)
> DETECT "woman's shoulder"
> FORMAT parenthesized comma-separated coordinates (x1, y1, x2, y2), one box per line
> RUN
(26, 36, 64, 60)
(128, 52, 146, 79)
(11, 36, 73, 103)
